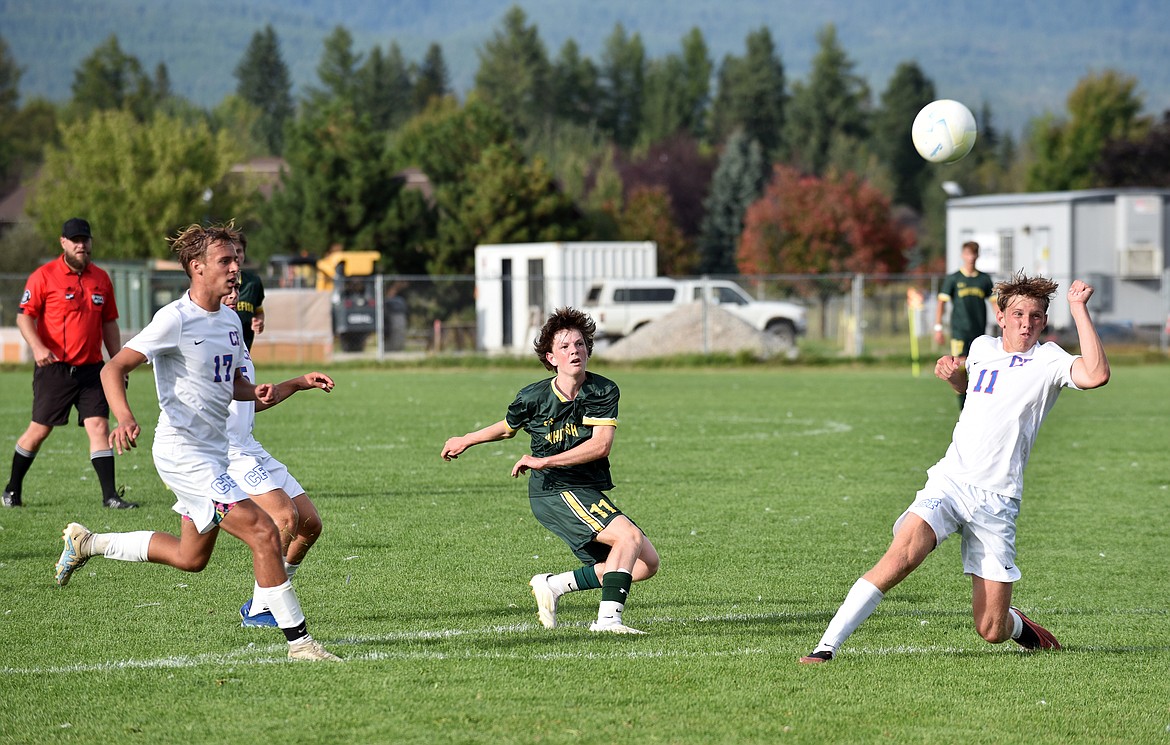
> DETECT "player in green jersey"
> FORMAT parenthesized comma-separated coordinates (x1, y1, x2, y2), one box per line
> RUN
(441, 307, 659, 634)
(934, 241, 995, 409)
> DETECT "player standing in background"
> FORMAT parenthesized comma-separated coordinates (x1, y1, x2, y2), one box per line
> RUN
(442, 307, 660, 634)
(801, 274, 1110, 664)
(222, 285, 331, 628)
(934, 241, 996, 409)
(232, 234, 265, 350)
(4, 217, 137, 509)
(54, 221, 339, 661)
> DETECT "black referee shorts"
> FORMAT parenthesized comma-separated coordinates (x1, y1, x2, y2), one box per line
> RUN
(30, 362, 109, 427)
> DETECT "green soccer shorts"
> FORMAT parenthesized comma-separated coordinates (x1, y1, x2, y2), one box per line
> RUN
(529, 487, 632, 565)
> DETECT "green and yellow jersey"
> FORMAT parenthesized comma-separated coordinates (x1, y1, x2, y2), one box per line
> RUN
(939, 269, 995, 344)
(505, 372, 619, 494)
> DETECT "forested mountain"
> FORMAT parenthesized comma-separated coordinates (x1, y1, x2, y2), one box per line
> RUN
(3, 0, 1168, 138)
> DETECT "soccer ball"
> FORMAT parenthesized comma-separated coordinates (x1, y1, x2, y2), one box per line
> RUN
(911, 99, 977, 164)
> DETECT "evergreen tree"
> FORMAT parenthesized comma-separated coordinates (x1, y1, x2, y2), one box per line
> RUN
(872, 61, 935, 210)
(474, 5, 551, 137)
(698, 130, 768, 275)
(709, 27, 786, 155)
(260, 101, 424, 269)
(355, 42, 414, 133)
(70, 35, 157, 121)
(305, 26, 362, 114)
(679, 27, 713, 140)
(0, 36, 23, 187)
(640, 54, 690, 145)
(784, 24, 870, 175)
(413, 43, 451, 111)
(234, 25, 294, 154)
(549, 39, 600, 126)
(597, 24, 645, 148)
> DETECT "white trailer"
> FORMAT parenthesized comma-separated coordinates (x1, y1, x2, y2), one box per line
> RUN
(474, 241, 657, 353)
(946, 188, 1170, 331)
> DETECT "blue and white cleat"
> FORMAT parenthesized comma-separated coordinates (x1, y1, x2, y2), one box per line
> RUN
(55, 522, 93, 587)
(239, 598, 279, 628)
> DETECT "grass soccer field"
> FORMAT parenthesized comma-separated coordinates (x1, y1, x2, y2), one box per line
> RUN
(0, 362, 1167, 744)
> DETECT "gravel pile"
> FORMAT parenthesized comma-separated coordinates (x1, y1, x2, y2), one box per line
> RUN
(598, 302, 794, 361)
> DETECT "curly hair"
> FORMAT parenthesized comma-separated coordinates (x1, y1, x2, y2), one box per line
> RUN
(994, 270, 1059, 313)
(168, 221, 242, 277)
(533, 307, 596, 371)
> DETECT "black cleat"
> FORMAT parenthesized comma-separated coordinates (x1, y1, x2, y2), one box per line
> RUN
(2, 489, 21, 507)
(1012, 607, 1061, 650)
(799, 649, 834, 664)
(103, 495, 139, 509)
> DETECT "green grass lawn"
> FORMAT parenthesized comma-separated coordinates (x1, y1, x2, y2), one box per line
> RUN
(0, 361, 1167, 744)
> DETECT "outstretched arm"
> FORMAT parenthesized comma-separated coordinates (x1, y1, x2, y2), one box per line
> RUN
(1066, 280, 1110, 390)
(441, 420, 515, 460)
(254, 371, 334, 413)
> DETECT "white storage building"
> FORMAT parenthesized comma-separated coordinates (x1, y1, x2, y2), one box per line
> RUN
(946, 188, 1170, 331)
(474, 241, 657, 353)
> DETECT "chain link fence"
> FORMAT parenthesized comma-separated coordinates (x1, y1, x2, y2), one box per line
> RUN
(3, 270, 1167, 363)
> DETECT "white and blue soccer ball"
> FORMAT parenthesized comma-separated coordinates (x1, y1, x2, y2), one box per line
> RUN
(911, 99, 977, 164)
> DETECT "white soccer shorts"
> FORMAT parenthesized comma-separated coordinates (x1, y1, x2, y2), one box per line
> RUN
(893, 471, 1022, 583)
(228, 450, 305, 499)
(153, 433, 251, 534)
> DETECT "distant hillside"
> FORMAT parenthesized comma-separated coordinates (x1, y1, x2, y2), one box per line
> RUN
(3, 0, 1169, 138)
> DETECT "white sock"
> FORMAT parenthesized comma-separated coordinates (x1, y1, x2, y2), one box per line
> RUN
(596, 600, 623, 625)
(285, 561, 300, 581)
(547, 571, 577, 596)
(815, 578, 885, 653)
(254, 580, 305, 630)
(1008, 608, 1024, 639)
(93, 531, 153, 562)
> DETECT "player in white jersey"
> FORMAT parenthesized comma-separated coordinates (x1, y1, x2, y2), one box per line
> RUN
(53, 222, 339, 662)
(801, 273, 1110, 663)
(222, 287, 330, 628)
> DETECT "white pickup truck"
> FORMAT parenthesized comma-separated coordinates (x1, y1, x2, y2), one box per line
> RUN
(583, 277, 807, 344)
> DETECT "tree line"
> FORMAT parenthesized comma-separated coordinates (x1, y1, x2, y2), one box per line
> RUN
(1, 5, 1165, 281)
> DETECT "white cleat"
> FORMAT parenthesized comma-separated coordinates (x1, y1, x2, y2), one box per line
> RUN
(288, 639, 342, 661)
(55, 522, 94, 587)
(589, 621, 646, 635)
(529, 573, 559, 629)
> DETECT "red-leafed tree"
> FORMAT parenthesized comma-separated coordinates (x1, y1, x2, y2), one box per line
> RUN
(739, 164, 914, 333)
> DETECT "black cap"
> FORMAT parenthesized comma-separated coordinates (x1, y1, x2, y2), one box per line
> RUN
(62, 218, 92, 239)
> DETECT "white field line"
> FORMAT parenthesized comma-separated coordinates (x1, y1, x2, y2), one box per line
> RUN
(3, 608, 1168, 675)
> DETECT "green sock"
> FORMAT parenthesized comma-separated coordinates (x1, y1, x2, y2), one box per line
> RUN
(573, 566, 602, 591)
(600, 570, 632, 604)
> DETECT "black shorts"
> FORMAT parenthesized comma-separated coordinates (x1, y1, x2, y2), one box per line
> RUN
(31, 362, 109, 427)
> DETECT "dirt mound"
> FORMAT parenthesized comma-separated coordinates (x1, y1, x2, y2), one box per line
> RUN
(598, 302, 794, 361)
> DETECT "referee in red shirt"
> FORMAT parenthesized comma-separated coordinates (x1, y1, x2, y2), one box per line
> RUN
(3, 218, 138, 509)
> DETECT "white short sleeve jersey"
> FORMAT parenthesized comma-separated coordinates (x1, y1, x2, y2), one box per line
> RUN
(929, 335, 1079, 498)
(126, 292, 247, 457)
(227, 354, 264, 458)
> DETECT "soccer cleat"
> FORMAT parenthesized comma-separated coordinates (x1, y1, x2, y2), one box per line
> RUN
(103, 488, 138, 509)
(799, 649, 835, 664)
(55, 522, 94, 587)
(287, 639, 342, 661)
(529, 573, 559, 629)
(1011, 607, 1062, 650)
(2, 489, 21, 507)
(589, 620, 646, 635)
(239, 599, 279, 628)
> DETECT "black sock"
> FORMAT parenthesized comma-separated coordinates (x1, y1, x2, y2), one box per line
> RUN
(282, 621, 309, 643)
(90, 452, 118, 501)
(6, 447, 35, 494)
